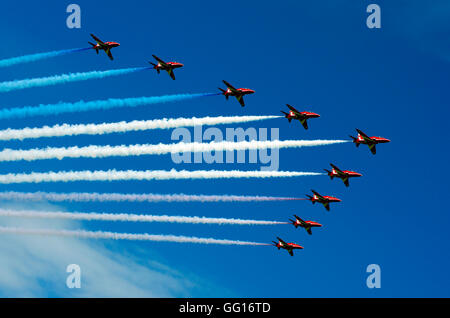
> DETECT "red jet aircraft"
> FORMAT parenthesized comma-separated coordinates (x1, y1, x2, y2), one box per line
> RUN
(350, 128, 390, 155)
(306, 190, 341, 211)
(218, 80, 255, 107)
(324, 163, 362, 187)
(88, 34, 120, 60)
(281, 104, 320, 130)
(149, 54, 184, 80)
(272, 237, 304, 256)
(289, 215, 322, 235)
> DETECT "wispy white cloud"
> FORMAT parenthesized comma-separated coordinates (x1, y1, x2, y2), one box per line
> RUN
(0, 202, 222, 297)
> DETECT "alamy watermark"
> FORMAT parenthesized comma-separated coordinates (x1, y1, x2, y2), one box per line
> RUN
(66, 4, 81, 29)
(66, 264, 81, 289)
(366, 4, 381, 29)
(366, 264, 381, 289)
(171, 126, 280, 171)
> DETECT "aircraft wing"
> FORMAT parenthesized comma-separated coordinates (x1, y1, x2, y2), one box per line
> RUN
(323, 202, 330, 211)
(106, 48, 114, 60)
(90, 34, 104, 45)
(356, 128, 373, 143)
(330, 164, 347, 178)
(167, 69, 176, 80)
(311, 190, 324, 200)
(223, 80, 238, 92)
(343, 178, 350, 187)
(236, 95, 245, 107)
(369, 144, 377, 155)
(306, 227, 312, 235)
(330, 163, 342, 173)
(288, 249, 294, 256)
(277, 237, 287, 245)
(300, 118, 308, 130)
(152, 55, 168, 67)
(286, 104, 300, 114)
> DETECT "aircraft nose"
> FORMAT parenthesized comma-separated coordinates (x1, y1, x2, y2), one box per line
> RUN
(250, 90, 255, 94)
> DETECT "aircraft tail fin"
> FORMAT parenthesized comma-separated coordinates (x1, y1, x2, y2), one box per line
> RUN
(218, 88, 228, 99)
(324, 169, 333, 179)
(148, 62, 160, 73)
(349, 135, 360, 147)
(280, 111, 292, 122)
(88, 42, 99, 54)
(288, 219, 298, 228)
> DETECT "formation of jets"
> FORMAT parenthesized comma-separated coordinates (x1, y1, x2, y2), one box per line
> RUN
(87, 34, 391, 257)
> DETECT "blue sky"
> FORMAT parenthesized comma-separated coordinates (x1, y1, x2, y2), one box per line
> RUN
(0, 0, 448, 297)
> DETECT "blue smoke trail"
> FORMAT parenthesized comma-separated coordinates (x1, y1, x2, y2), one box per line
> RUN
(0, 48, 91, 68)
(0, 93, 220, 120)
(0, 66, 152, 93)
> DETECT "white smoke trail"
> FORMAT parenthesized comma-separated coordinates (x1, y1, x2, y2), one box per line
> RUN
(0, 208, 287, 225)
(0, 191, 303, 203)
(0, 226, 268, 246)
(0, 93, 217, 120)
(0, 48, 90, 68)
(0, 67, 151, 93)
(0, 115, 281, 141)
(0, 169, 322, 184)
(0, 140, 349, 162)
